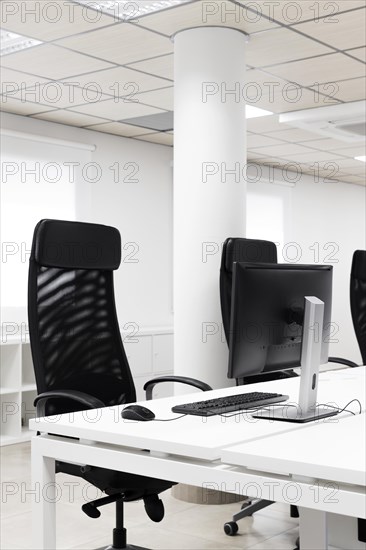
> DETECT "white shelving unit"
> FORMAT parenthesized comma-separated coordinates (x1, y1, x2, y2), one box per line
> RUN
(0, 336, 37, 446)
(0, 328, 174, 446)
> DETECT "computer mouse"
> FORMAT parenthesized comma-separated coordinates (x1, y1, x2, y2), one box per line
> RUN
(121, 405, 156, 421)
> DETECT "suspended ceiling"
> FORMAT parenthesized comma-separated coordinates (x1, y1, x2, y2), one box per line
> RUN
(1, 0, 365, 185)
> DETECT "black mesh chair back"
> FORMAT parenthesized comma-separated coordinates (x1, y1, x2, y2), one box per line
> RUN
(351, 250, 366, 365)
(28, 219, 136, 415)
(220, 237, 278, 344)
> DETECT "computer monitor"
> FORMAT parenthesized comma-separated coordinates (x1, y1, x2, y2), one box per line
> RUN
(228, 263, 335, 422)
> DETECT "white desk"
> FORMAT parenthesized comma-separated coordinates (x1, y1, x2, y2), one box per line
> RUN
(30, 366, 366, 550)
(222, 413, 366, 486)
(222, 413, 366, 548)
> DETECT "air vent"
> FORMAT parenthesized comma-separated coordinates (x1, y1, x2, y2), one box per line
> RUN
(335, 121, 366, 137)
(119, 111, 173, 132)
(280, 101, 366, 143)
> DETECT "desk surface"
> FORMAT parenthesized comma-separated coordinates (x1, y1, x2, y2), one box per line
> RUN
(30, 367, 365, 461)
(222, 413, 366, 486)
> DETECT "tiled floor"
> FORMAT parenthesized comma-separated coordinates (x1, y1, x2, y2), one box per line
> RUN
(1, 442, 300, 550)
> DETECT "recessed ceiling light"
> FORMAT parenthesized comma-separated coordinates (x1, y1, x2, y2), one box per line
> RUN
(355, 156, 366, 163)
(0, 30, 43, 56)
(246, 105, 273, 119)
(74, 0, 192, 20)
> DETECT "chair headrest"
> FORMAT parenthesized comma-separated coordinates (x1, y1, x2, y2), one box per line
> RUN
(223, 238, 277, 273)
(31, 219, 121, 270)
(352, 250, 366, 281)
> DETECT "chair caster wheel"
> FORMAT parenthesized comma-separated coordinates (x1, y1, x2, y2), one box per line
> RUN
(224, 522, 239, 536)
(294, 535, 300, 550)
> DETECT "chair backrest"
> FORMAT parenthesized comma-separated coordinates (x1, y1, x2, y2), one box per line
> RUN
(28, 219, 136, 415)
(351, 250, 366, 364)
(220, 237, 278, 345)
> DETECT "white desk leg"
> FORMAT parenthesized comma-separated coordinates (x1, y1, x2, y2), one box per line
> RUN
(31, 437, 56, 550)
(299, 507, 328, 550)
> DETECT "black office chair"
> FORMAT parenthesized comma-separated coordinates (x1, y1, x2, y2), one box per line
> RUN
(351, 250, 366, 365)
(28, 219, 211, 550)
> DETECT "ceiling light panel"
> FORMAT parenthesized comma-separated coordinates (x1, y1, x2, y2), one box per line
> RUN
(246, 105, 273, 119)
(0, 30, 42, 56)
(74, 0, 192, 20)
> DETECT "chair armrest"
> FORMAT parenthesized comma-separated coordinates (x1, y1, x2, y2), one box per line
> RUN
(143, 376, 212, 400)
(34, 390, 105, 417)
(328, 357, 359, 369)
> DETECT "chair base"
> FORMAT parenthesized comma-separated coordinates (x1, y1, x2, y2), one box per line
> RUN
(99, 545, 149, 550)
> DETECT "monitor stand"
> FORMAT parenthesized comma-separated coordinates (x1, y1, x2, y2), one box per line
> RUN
(252, 296, 338, 423)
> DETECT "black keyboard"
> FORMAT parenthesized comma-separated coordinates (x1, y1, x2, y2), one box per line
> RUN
(172, 391, 289, 416)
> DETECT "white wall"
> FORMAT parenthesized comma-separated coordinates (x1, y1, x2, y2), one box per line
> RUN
(290, 175, 365, 364)
(2, 112, 364, 366)
(1, 113, 173, 330)
(247, 168, 366, 364)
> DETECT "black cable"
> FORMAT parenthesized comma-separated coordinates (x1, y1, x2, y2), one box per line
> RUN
(317, 399, 362, 416)
(153, 414, 188, 422)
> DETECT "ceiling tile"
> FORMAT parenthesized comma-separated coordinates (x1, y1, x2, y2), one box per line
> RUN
(127, 54, 174, 81)
(1, 0, 114, 41)
(60, 67, 172, 99)
(246, 27, 332, 68)
(137, 0, 278, 36)
(9, 83, 112, 109)
(236, 0, 366, 26)
(246, 114, 290, 133)
(135, 132, 173, 146)
(296, 137, 363, 151)
(280, 150, 346, 163)
(265, 128, 328, 142)
(1, 44, 112, 80)
(268, 53, 366, 87)
(32, 109, 110, 126)
(68, 98, 166, 121)
(246, 68, 287, 91)
(245, 68, 345, 110)
(249, 143, 316, 157)
(135, 87, 174, 110)
(246, 151, 271, 160)
(309, 77, 366, 103)
(247, 133, 286, 148)
(330, 144, 366, 157)
(296, 8, 366, 50)
(56, 23, 172, 65)
(0, 68, 50, 94)
(0, 96, 52, 115)
(85, 122, 156, 137)
(346, 47, 366, 62)
(333, 158, 366, 170)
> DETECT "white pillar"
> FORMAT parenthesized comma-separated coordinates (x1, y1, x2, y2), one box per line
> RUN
(174, 27, 247, 389)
